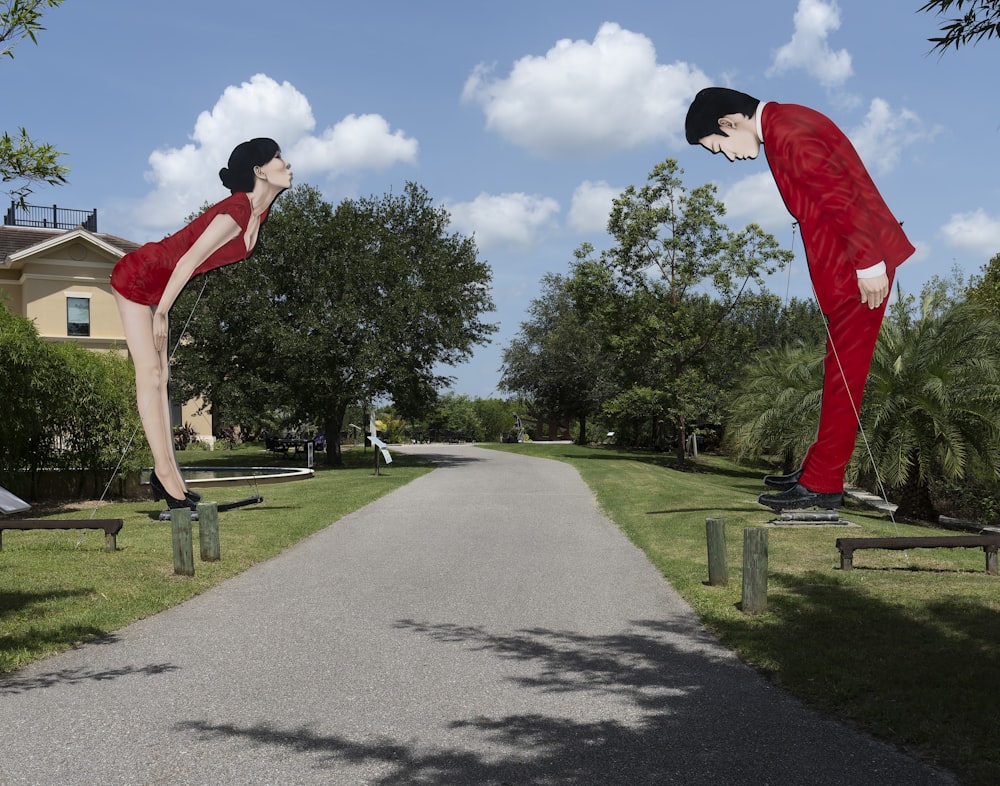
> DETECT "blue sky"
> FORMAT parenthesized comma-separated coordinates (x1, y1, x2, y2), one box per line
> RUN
(6, 0, 999, 397)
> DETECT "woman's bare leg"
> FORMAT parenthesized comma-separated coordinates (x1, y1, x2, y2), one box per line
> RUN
(114, 291, 187, 500)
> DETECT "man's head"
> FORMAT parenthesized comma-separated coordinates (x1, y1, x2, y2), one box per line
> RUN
(685, 87, 762, 161)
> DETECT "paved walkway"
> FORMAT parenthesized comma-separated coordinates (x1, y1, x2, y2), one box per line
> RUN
(1, 444, 956, 785)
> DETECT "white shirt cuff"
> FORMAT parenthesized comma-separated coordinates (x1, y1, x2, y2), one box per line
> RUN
(856, 261, 886, 279)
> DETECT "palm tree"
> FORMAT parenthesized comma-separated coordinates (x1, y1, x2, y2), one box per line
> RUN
(857, 294, 1000, 519)
(725, 342, 825, 473)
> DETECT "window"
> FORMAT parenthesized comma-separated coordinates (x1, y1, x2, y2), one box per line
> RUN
(66, 295, 91, 337)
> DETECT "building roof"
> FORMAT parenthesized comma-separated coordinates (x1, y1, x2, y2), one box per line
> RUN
(0, 225, 141, 263)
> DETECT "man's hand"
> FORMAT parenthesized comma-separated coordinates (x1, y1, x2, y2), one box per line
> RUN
(858, 273, 889, 310)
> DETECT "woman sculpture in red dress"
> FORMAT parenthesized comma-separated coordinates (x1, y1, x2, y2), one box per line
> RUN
(111, 138, 292, 508)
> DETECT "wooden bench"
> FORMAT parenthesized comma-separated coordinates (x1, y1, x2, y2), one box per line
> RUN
(836, 535, 1000, 575)
(0, 519, 123, 552)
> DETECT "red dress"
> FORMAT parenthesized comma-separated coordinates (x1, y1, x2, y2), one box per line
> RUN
(111, 192, 266, 306)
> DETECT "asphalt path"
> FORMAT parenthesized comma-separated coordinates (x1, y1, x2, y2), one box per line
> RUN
(0, 444, 957, 785)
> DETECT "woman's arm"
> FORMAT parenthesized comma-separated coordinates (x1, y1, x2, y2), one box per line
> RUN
(152, 213, 241, 351)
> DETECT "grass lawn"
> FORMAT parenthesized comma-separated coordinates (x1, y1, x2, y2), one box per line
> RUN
(3, 439, 997, 784)
(0, 444, 431, 674)
(489, 441, 1000, 786)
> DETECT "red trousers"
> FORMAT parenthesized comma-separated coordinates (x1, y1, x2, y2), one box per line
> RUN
(798, 274, 893, 494)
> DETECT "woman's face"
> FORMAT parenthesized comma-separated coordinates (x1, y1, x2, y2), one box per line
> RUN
(258, 151, 293, 188)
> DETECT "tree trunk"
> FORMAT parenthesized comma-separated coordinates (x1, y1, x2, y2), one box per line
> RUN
(323, 401, 348, 467)
(576, 414, 587, 445)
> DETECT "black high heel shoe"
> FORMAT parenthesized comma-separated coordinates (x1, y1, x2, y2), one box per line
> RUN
(150, 471, 200, 506)
(149, 471, 197, 510)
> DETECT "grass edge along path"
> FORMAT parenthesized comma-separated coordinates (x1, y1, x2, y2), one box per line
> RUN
(0, 446, 431, 675)
(488, 442, 999, 786)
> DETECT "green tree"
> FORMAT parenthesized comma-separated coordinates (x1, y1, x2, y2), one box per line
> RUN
(44, 341, 145, 496)
(966, 252, 1000, 311)
(423, 392, 482, 440)
(0, 302, 144, 498)
(603, 159, 792, 461)
(1, 0, 68, 203)
(858, 290, 1000, 519)
(708, 293, 825, 392)
(0, 301, 52, 486)
(500, 247, 618, 445)
(473, 397, 515, 442)
(170, 183, 495, 464)
(919, 0, 1000, 53)
(601, 385, 671, 448)
(358, 183, 496, 418)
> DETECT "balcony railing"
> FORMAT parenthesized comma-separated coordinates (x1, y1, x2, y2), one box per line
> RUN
(4, 201, 97, 232)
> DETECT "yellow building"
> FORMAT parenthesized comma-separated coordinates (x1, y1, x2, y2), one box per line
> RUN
(1, 203, 214, 443)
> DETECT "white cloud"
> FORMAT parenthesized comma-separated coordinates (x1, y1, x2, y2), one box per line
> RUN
(768, 0, 853, 88)
(908, 240, 933, 267)
(446, 192, 561, 251)
(848, 98, 931, 175)
(568, 180, 623, 233)
(462, 22, 711, 157)
(718, 171, 794, 237)
(289, 114, 418, 177)
(939, 209, 1000, 258)
(135, 73, 417, 233)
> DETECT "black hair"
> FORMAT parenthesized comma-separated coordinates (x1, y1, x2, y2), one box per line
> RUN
(218, 138, 281, 193)
(685, 88, 760, 145)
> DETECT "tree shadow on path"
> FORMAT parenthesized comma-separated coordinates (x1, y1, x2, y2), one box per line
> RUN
(176, 618, 953, 786)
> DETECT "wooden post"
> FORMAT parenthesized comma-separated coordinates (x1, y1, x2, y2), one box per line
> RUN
(741, 527, 769, 615)
(198, 502, 220, 562)
(705, 517, 728, 586)
(986, 545, 998, 576)
(170, 507, 194, 576)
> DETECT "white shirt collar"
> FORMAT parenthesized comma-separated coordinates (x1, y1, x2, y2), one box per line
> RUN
(755, 101, 768, 144)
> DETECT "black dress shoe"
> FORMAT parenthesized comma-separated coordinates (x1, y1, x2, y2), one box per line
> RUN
(149, 471, 197, 510)
(758, 483, 842, 511)
(763, 467, 803, 490)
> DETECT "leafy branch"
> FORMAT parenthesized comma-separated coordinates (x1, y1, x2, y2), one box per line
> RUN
(919, 0, 1000, 53)
(2, 1, 69, 205)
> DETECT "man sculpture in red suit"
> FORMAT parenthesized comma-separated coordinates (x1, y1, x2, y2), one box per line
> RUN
(685, 87, 915, 510)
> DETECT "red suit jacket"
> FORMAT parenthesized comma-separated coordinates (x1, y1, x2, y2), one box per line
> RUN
(761, 102, 915, 313)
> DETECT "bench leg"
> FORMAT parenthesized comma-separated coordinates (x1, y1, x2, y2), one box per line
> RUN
(986, 547, 998, 576)
(105, 531, 117, 552)
(839, 550, 853, 571)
